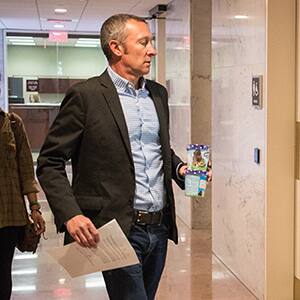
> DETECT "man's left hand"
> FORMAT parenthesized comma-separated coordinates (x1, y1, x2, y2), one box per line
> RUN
(207, 160, 212, 182)
(178, 164, 188, 177)
(179, 162, 212, 182)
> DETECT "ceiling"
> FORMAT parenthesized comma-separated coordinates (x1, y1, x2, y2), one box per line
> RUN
(0, 0, 170, 33)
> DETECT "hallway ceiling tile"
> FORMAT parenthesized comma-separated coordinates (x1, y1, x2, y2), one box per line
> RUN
(0, 0, 170, 33)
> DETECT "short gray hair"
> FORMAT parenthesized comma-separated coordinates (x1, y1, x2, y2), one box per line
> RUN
(100, 14, 146, 61)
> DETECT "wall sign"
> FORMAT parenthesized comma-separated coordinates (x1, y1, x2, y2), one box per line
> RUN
(252, 75, 263, 109)
(26, 79, 39, 92)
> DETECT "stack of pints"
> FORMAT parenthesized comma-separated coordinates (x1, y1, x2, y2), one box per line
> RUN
(185, 144, 210, 197)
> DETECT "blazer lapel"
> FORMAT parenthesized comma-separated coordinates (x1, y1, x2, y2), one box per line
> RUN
(98, 70, 133, 165)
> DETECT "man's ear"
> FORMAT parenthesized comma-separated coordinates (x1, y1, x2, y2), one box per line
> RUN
(109, 40, 123, 57)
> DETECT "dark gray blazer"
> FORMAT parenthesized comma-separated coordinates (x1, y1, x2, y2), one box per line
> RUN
(37, 70, 184, 243)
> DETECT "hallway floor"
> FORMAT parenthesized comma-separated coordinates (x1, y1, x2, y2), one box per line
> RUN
(11, 179, 257, 300)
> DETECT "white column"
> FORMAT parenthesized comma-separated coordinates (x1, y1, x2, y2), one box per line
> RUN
(190, 0, 212, 229)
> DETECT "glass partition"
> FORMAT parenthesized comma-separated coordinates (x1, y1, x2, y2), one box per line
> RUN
(6, 33, 107, 105)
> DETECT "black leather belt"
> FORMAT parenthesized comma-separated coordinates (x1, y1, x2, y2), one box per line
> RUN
(133, 209, 163, 225)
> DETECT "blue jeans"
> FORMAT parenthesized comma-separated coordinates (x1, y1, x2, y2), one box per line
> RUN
(102, 223, 169, 300)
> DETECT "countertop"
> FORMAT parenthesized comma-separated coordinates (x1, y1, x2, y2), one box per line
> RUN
(9, 103, 60, 108)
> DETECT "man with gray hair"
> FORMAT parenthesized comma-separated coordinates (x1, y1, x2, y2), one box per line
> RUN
(37, 13, 187, 299)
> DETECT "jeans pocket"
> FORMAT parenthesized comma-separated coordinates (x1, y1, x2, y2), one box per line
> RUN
(105, 262, 142, 277)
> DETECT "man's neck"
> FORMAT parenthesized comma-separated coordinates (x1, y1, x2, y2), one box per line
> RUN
(109, 64, 141, 89)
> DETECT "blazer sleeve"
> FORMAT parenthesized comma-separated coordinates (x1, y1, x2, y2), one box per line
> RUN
(36, 86, 86, 231)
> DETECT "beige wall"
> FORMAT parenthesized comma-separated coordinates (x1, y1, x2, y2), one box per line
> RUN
(212, 0, 295, 299)
(265, 0, 295, 299)
(295, 0, 300, 298)
(295, 278, 300, 299)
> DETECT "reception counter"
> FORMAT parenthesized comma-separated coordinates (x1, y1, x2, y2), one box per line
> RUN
(9, 103, 60, 151)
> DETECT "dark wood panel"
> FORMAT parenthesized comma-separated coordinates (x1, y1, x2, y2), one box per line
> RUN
(9, 106, 59, 151)
(39, 78, 85, 93)
(58, 79, 70, 93)
(39, 78, 59, 93)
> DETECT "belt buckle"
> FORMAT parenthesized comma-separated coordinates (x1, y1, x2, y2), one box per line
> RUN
(136, 210, 147, 225)
(135, 210, 163, 225)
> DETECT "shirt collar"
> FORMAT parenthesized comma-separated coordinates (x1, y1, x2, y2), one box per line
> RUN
(107, 66, 146, 92)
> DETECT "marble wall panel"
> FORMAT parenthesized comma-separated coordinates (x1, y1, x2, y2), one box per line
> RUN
(166, 0, 191, 227)
(212, 0, 266, 298)
(166, 49, 190, 105)
(213, 0, 265, 66)
(170, 104, 191, 226)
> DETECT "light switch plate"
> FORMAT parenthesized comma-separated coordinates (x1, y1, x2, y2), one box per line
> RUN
(254, 147, 260, 164)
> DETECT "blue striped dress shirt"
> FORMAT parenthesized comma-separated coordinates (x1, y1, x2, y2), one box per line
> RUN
(107, 67, 165, 212)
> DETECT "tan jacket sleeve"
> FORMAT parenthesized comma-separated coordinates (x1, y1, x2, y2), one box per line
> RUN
(10, 113, 39, 195)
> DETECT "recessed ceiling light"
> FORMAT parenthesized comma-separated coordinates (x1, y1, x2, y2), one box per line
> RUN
(11, 42, 36, 46)
(12, 285, 36, 292)
(234, 15, 249, 19)
(12, 268, 37, 275)
(75, 44, 98, 47)
(54, 8, 67, 14)
(78, 38, 99, 41)
(7, 36, 34, 40)
(76, 40, 100, 44)
(48, 18, 71, 22)
(54, 24, 64, 28)
(9, 39, 34, 42)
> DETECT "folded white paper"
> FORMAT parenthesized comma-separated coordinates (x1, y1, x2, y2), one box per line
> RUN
(47, 219, 139, 277)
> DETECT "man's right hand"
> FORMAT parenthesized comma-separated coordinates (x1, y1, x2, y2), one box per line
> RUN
(66, 215, 100, 248)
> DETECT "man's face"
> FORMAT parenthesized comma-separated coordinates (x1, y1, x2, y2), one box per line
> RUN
(119, 19, 157, 78)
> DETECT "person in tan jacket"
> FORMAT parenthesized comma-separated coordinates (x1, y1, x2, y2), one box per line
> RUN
(0, 109, 45, 300)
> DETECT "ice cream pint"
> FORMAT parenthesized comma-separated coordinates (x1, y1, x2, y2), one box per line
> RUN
(185, 144, 210, 197)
